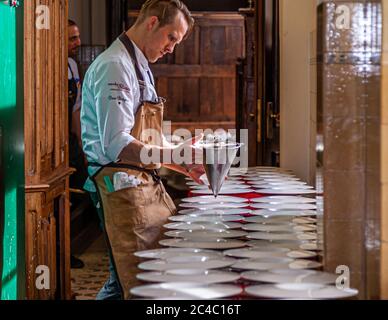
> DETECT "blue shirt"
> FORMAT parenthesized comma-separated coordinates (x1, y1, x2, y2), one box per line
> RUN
(80, 37, 158, 192)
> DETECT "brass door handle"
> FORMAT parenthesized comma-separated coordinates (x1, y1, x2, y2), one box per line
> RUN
(266, 102, 274, 139)
(266, 102, 280, 139)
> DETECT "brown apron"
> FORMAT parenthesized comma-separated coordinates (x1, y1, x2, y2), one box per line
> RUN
(91, 34, 177, 299)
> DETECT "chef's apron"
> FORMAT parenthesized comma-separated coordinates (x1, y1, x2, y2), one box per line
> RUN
(90, 33, 176, 299)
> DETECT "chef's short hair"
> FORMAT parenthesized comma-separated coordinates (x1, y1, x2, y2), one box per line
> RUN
(136, 0, 194, 39)
(68, 19, 77, 27)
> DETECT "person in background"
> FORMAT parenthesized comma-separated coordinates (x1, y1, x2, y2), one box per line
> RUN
(68, 19, 86, 269)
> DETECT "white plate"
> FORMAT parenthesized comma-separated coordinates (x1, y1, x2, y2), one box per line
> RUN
(241, 269, 337, 284)
(299, 243, 323, 251)
(186, 180, 242, 187)
(165, 229, 248, 239)
(289, 260, 322, 269)
(137, 269, 241, 284)
(233, 258, 321, 271)
(130, 283, 243, 299)
(164, 221, 243, 231)
(159, 238, 246, 250)
(254, 185, 315, 191)
(292, 217, 318, 224)
(179, 202, 249, 209)
(248, 181, 308, 187)
(251, 178, 302, 183)
(138, 256, 236, 271)
(235, 166, 292, 172)
(244, 283, 358, 299)
(232, 257, 295, 271)
(246, 231, 318, 241)
(242, 223, 317, 233)
(181, 196, 248, 203)
(251, 196, 316, 204)
(178, 208, 252, 216)
(242, 172, 296, 177)
(134, 248, 222, 260)
(224, 247, 291, 259)
(190, 184, 252, 190)
(245, 216, 296, 223)
(250, 210, 317, 218)
(286, 250, 318, 259)
(191, 189, 255, 195)
(246, 240, 304, 251)
(243, 176, 300, 181)
(255, 189, 317, 195)
(169, 214, 246, 223)
(250, 203, 317, 210)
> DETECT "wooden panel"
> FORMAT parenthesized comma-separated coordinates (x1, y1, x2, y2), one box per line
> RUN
(151, 65, 235, 78)
(24, 0, 71, 300)
(25, 0, 68, 183)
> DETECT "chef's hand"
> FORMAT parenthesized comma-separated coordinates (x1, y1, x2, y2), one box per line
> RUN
(186, 164, 206, 185)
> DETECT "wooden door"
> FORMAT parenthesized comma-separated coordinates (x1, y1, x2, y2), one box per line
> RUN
(128, 11, 245, 135)
(260, 0, 280, 166)
(237, 0, 280, 166)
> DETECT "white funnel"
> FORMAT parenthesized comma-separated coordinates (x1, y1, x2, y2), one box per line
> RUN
(201, 143, 242, 197)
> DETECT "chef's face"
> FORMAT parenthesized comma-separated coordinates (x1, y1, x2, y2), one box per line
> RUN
(144, 12, 188, 63)
(68, 25, 81, 58)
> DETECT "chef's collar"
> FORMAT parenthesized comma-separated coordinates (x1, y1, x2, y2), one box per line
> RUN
(128, 37, 150, 72)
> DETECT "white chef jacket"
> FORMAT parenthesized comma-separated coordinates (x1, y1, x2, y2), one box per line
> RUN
(80, 36, 158, 192)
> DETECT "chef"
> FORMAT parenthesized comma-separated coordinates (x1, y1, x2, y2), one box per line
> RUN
(80, 0, 203, 300)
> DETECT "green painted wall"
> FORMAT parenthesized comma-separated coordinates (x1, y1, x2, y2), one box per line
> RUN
(0, 1, 25, 300)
